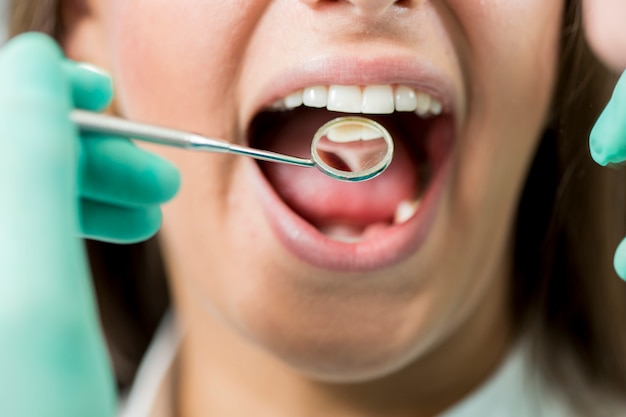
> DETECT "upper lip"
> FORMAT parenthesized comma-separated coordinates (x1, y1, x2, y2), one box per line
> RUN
(239, 53, 461, 137)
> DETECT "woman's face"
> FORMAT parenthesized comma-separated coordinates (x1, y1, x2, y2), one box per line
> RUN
(69, 0, 563, 381)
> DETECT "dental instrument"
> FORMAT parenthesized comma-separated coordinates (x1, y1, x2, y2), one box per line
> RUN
(71, 111, 394, 182)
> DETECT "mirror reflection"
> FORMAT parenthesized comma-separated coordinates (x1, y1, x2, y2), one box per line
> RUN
(311, 117, 393, 181)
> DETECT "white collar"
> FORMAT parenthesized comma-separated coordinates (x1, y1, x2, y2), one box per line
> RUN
(440, 344, 573, 417)
(118, 312, 179, 417)
(118, 316, 574, 417)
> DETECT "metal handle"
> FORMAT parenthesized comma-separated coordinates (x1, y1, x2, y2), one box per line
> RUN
(70, 110, 315, 167)
(70, 110, 230, 152)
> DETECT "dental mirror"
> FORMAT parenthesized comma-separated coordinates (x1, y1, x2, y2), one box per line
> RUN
(311, 117, 393, 182)
(71, 111, 394, 182)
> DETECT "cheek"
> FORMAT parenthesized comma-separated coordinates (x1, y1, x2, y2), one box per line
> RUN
(583, 0, 626, 71)
(449, 0, 563, 213)
(454, 0, 562, 125)
(101, 1, 258, 132)
(448, 0, 562, 123)
(426, 1, 564, 324)
(98, 1, 267, 255)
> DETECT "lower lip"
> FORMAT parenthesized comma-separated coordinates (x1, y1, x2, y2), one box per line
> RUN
(250, 157, 450, 272)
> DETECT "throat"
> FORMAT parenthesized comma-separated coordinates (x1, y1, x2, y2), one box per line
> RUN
(179, 291, 514, 417)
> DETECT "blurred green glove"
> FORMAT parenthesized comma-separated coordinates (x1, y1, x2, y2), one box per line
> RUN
(590, 71, 626, 280)
(0, 32, 180, 417)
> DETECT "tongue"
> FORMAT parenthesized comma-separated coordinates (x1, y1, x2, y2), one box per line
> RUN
(259, 110, 418, 229)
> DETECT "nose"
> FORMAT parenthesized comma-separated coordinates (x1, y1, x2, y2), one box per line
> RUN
(300, 0, 407, 18)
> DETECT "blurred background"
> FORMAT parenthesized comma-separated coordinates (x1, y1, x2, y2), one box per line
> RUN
(0, 0, 6, 43)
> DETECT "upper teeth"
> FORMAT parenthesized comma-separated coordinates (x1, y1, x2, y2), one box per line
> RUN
(327, 124, 382, 143)
(273, 85, 443, 117)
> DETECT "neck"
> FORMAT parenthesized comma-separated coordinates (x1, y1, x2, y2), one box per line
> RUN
(174, 273, 512, 417)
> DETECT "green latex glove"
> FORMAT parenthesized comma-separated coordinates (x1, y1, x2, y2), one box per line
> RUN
(0, 32, 180, 417)
(590, 71, 626, 280)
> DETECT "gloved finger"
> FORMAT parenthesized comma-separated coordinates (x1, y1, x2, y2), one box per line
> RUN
(614, 237, 626, 281)
(62, 60, 113, 111)
(80, 199, 163, 244)
(79, 133, 180, 207)
(0, 33, 115, 417)
(590, 71, 626, 166)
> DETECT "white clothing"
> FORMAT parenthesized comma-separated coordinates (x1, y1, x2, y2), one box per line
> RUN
(118, 315, 576, 417)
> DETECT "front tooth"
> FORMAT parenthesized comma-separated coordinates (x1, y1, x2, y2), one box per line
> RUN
(395, 85, 418, 112)
(360, 125, 383, 141)
(327, 123, 382, 143)
(303, 86, 328, 108)
(327, 124, 365, 143)
(362, 85, 394, 114)
(394, 200, 420, 225)
(415, 92, 432, 117)
(327, 85, 362, 113)
(284, 90, 303, 109)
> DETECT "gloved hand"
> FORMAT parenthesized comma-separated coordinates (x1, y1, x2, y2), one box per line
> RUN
(0, 32, 180, 417)
(583, 0, 626, 280)
(590, 71, 626, 280)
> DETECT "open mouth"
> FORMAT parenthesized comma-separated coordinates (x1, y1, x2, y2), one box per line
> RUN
(247, 84, 455, 271)
(247, 83, 455, 270)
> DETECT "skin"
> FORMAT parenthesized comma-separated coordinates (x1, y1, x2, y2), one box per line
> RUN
(63, 1, 563, 416)
(583, 0, 626, 71)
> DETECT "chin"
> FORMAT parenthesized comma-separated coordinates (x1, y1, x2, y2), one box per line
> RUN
(222, 275, 450, 384)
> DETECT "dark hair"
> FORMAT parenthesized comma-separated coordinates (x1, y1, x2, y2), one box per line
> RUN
(9, 0, 626, 410)
(513, 4, 626, 411)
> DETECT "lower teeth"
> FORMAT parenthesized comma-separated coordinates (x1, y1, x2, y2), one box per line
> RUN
(319, 224, 365, 243)
(318, 199, 421, 242)
(320, 222, 392, 243)
(393, 199, 421, 225)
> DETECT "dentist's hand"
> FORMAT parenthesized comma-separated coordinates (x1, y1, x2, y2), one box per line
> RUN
(590, 73, 626, 279)
(584, 0, 626, 280)
(0, 33, 179, 417)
